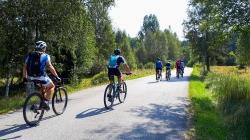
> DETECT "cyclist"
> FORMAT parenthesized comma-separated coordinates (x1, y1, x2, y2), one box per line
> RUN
(180, 59, 185, 74)
(175, 59, 181, 77)
(166, 60, 171, 76)
(155, 58, 163, 80)
(22, 41, 60, 110)
(107, 49, 131, 90)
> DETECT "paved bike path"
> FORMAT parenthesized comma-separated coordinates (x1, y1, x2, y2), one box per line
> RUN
(0, 68, 192, 140)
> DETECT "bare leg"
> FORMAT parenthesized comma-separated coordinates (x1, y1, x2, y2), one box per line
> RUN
(44, 82, 55, 100)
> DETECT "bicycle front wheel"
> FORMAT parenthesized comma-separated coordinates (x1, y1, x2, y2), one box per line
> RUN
(104, 84, 114, 109)
(23, 92, 44, 126)
(118, 82, 127, 103)
(52, 87, 68, 115)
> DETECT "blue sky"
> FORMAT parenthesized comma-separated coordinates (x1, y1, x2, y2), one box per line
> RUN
(108, 0, 189, 40)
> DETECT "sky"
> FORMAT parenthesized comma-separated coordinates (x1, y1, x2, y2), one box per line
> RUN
(108, 0, 189, 40)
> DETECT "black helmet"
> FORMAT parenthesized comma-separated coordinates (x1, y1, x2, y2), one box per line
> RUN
(35, 41, 47, 50)
(157, 57, 160, 61)
(114, 48, 121, 55)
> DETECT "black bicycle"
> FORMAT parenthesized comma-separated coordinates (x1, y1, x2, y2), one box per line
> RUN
(156, 69, 162, 81)
(166, 69, 171, 81)
(177, 68, 183, 78)
(23, 77, 68, 126)
(104, 73, 131, 109)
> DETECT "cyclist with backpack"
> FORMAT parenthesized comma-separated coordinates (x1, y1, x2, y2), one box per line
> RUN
(22, 41, 60, 110)
(155, 58, 163, 80)
(165, 60, 171, 77)
(107, 49, 131, 90)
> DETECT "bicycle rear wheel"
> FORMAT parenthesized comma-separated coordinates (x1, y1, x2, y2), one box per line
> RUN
(52, 87, 68, 115)
(118, 82, 127, 103)
(23, 92, 44, 126)
(104, 84, 114, 109)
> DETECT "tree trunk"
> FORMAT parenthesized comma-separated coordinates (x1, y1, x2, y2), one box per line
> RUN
(5, 73, 11, 98)
(206, 55, 210, 72)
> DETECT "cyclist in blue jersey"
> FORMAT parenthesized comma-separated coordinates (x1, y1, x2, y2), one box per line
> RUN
(107, 49, 131, 88)
(155, 58, 163, 80)
(166, 60, 171, 75)
(23, 41, 60, 110)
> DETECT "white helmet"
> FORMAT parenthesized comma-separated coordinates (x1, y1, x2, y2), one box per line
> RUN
(35, 41, 47, 49)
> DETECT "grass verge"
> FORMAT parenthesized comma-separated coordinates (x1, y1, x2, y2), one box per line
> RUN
(188, 66, 227, 139)
(0, 69, 154, 114)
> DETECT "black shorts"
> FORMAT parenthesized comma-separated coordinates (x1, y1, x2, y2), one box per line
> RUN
(155, 68, 162, 72)
(108, 68, 121, 80)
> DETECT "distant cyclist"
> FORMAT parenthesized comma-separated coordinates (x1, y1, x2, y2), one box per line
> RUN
(175, 59, 181, 77)
(22, 41, 60, 110)
(166, 60, 171, 76)
(107, 49, 131, 90)
(180, 59, 185, 74)
(155, 58, 163, 80)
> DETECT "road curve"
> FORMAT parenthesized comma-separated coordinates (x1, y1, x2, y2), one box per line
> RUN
(0, 68, 192, 140)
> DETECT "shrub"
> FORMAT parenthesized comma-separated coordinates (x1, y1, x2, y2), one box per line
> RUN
(144, 62, 154, 69)
(91, 72, 109, 85)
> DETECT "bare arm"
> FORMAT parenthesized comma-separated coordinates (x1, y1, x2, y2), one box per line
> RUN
(124, 64, 131, 73)
(47, 61, 58, 77)
(23, 64, 27, 79)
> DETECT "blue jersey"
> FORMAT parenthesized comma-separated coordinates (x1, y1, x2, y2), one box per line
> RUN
(155, 60, 163, 69)
(166, 63, 171, 69)
(25, 52, 50, 76)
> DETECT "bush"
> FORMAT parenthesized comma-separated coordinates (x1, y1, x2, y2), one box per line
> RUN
(91, 72, 109, 85)
(144, 62, 154, 69)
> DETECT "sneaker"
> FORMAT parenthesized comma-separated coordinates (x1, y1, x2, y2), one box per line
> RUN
(41, 101, 50, 111)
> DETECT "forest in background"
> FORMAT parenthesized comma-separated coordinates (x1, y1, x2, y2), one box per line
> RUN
(0, 0, 182, 97)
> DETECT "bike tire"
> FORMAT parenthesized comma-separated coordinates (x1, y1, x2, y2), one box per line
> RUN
(52, 87, 68, 115)
(23, 92, 44, 126)
(118, 82, 127, 103)
(104, 84, 114, 109)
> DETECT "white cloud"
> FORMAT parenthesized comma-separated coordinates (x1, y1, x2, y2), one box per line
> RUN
(108, 0, 189, 40)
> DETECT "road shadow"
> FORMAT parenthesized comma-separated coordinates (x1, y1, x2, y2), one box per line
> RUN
(0, 114, 57, 139)
(76, 107, 112, 119)
(76, 102, 121, 119)
(116, 100, 190, 140)
(84, 97, 190, 140)
(161, 75, 190, 82)
(147, 81, 160, 84)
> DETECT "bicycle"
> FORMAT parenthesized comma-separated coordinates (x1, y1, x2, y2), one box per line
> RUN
(166, 69, 171, 81)
(23, 77, 68, 126)
(156, 69, 162, 81)
(177, 68, 183, 78)
(104, 72, 131, 109)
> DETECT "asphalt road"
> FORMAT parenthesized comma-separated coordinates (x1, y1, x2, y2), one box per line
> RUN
(0, 68, 192, 140)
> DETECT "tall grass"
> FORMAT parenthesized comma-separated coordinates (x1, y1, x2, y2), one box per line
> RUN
(208, 73, 250, 139)
(189, 66, 227, 139)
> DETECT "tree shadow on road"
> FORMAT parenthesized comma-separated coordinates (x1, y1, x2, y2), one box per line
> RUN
(115, 101, 190, 140)
(84, 97, 191, 140)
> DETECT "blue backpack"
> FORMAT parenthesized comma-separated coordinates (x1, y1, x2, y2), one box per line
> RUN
(108, 55, 119, 68)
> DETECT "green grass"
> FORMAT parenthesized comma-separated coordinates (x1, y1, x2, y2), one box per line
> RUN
(0, 69, 154, 114)
(188, 66, 227, 140)
(0, 96, 25, 114)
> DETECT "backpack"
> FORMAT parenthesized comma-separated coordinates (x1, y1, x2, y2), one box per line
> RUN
(27, 51, 43, 77)
(108, 55, 119, 68)
(156, 61, 162, 68)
